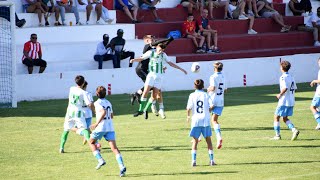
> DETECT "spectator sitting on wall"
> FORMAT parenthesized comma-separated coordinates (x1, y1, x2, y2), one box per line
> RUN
(56, 0, 82, 25)
(41, 0, 62, 26)
(138, 0, 163, 22)
(182, 13, 206, 53)
(22, 0, 48, 27)
(115, 0, 140, 23)
(298, 7, 320, 46)
(94, 34, 119, 69)
(75, 0, 105, 24)
(289, 0, 312, 16)
(180, 0, 200, 16)
(22, 34, 47, 74)
(109, 29, 135, 68)
(0, 6, 26, 28)
(200, 0, 229, 20)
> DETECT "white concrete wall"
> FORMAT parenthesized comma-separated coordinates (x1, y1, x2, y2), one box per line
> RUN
(16, 53, 320, 101)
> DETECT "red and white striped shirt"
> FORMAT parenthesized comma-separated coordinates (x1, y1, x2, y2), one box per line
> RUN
(22, 41, 42, 61)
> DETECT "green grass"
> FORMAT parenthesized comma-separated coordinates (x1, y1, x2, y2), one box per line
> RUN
(0, 83, 320, 179)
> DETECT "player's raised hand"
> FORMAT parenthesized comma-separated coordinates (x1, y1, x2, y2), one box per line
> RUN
(310, 80, 317, 87)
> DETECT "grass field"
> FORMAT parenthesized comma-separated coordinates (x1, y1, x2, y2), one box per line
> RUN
(0, 83, 320, 179)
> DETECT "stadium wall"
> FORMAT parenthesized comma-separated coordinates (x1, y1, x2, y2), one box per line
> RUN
(16, 53, 319, 101)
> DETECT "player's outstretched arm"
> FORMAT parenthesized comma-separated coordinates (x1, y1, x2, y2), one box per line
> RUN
(130, 57, 143, 63)
(151, 36, 174, 47)
(167, 62, 187, 74)
(310, 80, 320, 87)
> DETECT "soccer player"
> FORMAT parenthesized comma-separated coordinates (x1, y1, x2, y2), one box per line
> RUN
(187, 79, 215, 166)
(207, 62, 226, 149)
(309, 58, 320, 130)
(273, 60, 300, 140)
(59, 76, 94, 153)
(89, 86, 126, 177)
(130, 43, 187, 119)
(131, 35, 174, 118)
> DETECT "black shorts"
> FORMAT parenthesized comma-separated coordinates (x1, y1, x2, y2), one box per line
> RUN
(22, 58, 47, 67)
(135, 67, 148, 82)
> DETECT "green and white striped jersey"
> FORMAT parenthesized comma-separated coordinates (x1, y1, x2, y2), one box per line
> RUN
(141, 50, 170, 74)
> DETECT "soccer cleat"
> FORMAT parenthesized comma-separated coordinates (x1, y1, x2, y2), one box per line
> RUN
(209, 160, 217, 166)
(120, 167, 126, 177)
(158, 109, 166, 119)
(151, 104, 159, 116)
(95, 159, 106, 170)
(191, 161, 196, 167)
(16, 19, 26, 28)
(315, 124, 320, 130)
(273, 135, 281, 140)
(133, 111, 143, 117)
(216, 139, 223, 149)
(59, 148, 64, 153)
(144, 111, 148, 120)
(291, 129, 300, 141)
(130, 93, 136, 105)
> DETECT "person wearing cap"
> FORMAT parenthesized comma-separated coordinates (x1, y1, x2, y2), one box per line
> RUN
(109, 29, 135, 68)
(115, 0, 140, 23)
(94, 34, 118, 69)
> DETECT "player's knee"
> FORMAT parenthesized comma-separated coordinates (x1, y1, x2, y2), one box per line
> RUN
(89, 138, 95, 144)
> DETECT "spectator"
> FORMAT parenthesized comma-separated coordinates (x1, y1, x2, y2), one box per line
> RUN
(75, 0, 104, 24)
(56, 0, 82, 25)
(182, 14, 205, 53)
(22, 34, 47, 74)
(180, 0, 200, 15)
(109, 29, 135, 68)
(0, 7, 26, 28)
(245, 0, 260, 18)
(229, 0, 258, 34)
(289, 0, 312, 16)
(138, 0, 163, 22)
(21, 0, 47, 27)
(197, 9, 220, 53)
(298, 7, 320, 46)
(257, 0, 291, 33)
(94, 34, 119, 69)
(115, 0, 139, 23)
(41, 0, 62, 26)
(101, 5, 114, 23)
(200, 0, 229, 19)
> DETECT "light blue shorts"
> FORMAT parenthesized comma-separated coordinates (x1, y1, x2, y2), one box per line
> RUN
(212, 106, 224, 116)
(311, 96, 320, 107)
(85, 118, 92, 129)
(274, 106, 294, 117)
(91, 131, 116, 141)
(189, 126, 212, 139)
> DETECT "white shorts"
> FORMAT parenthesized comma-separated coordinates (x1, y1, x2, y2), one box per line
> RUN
(63, 109, 87, 131)
(145, 73, 162, 89)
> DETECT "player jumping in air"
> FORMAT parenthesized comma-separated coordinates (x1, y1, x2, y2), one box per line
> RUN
(273, 60, 300, 140)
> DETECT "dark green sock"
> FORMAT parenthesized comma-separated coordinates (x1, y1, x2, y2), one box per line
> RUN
(139, 99, 147, 112)
(60, 131, 69, 149)
(82, 129, 90, 141)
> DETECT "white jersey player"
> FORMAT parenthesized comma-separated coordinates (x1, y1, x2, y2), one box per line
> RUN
(88, 86, 126, 177)
(309, 58, 320, 130)
(207, 62, 226, 149)
(130, 43, 187, 120)
(59, 76, 94, 153)
(273, 60, 299, 141)
(187, 79, 215, 167)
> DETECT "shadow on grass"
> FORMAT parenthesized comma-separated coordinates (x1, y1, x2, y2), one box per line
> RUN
(224, 160, 320, 166)
(226, 145, 320, 150)
(104, 145, 190, 152)
(110, 171, 239, 177)
(0, 83, 314, 117)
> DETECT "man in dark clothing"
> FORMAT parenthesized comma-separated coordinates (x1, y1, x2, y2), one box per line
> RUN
(130, 35, 174, 105)
(94, 34, 119, 69)
(109, 29, 135, 68)
(0, 7, 26, 28)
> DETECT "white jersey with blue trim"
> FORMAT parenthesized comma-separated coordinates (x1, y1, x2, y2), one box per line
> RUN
(316, 70, 320, 96)
(94, 98, 114, 132)
(209, 72, 226, 107)
(278, 72, 297, 106)
(187, 90, 213, 128)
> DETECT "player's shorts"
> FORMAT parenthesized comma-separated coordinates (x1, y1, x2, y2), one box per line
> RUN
(189, 126, 212, 139)
(212, 106, 224, 116)
(311, 96, 320, 107)
(85, 117, 92, 129)
(145, 73, 162, 89)
(274, 106, 294, 117)
(91, 131, 116, 141)
(64, 117, 87, 131)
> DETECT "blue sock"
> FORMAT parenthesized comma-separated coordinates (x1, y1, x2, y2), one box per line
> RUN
(208, 150, 214, 161)
(191, 150, 197, 161)
(317, 118, 320, 124)
(116, 154, 125, 169)
(274, 121, 280, 136)
(214, 124, 222, 140)
(93, 150, 102, 160)
(285, 120, 294, 130)
(314, 112, 320, 123)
